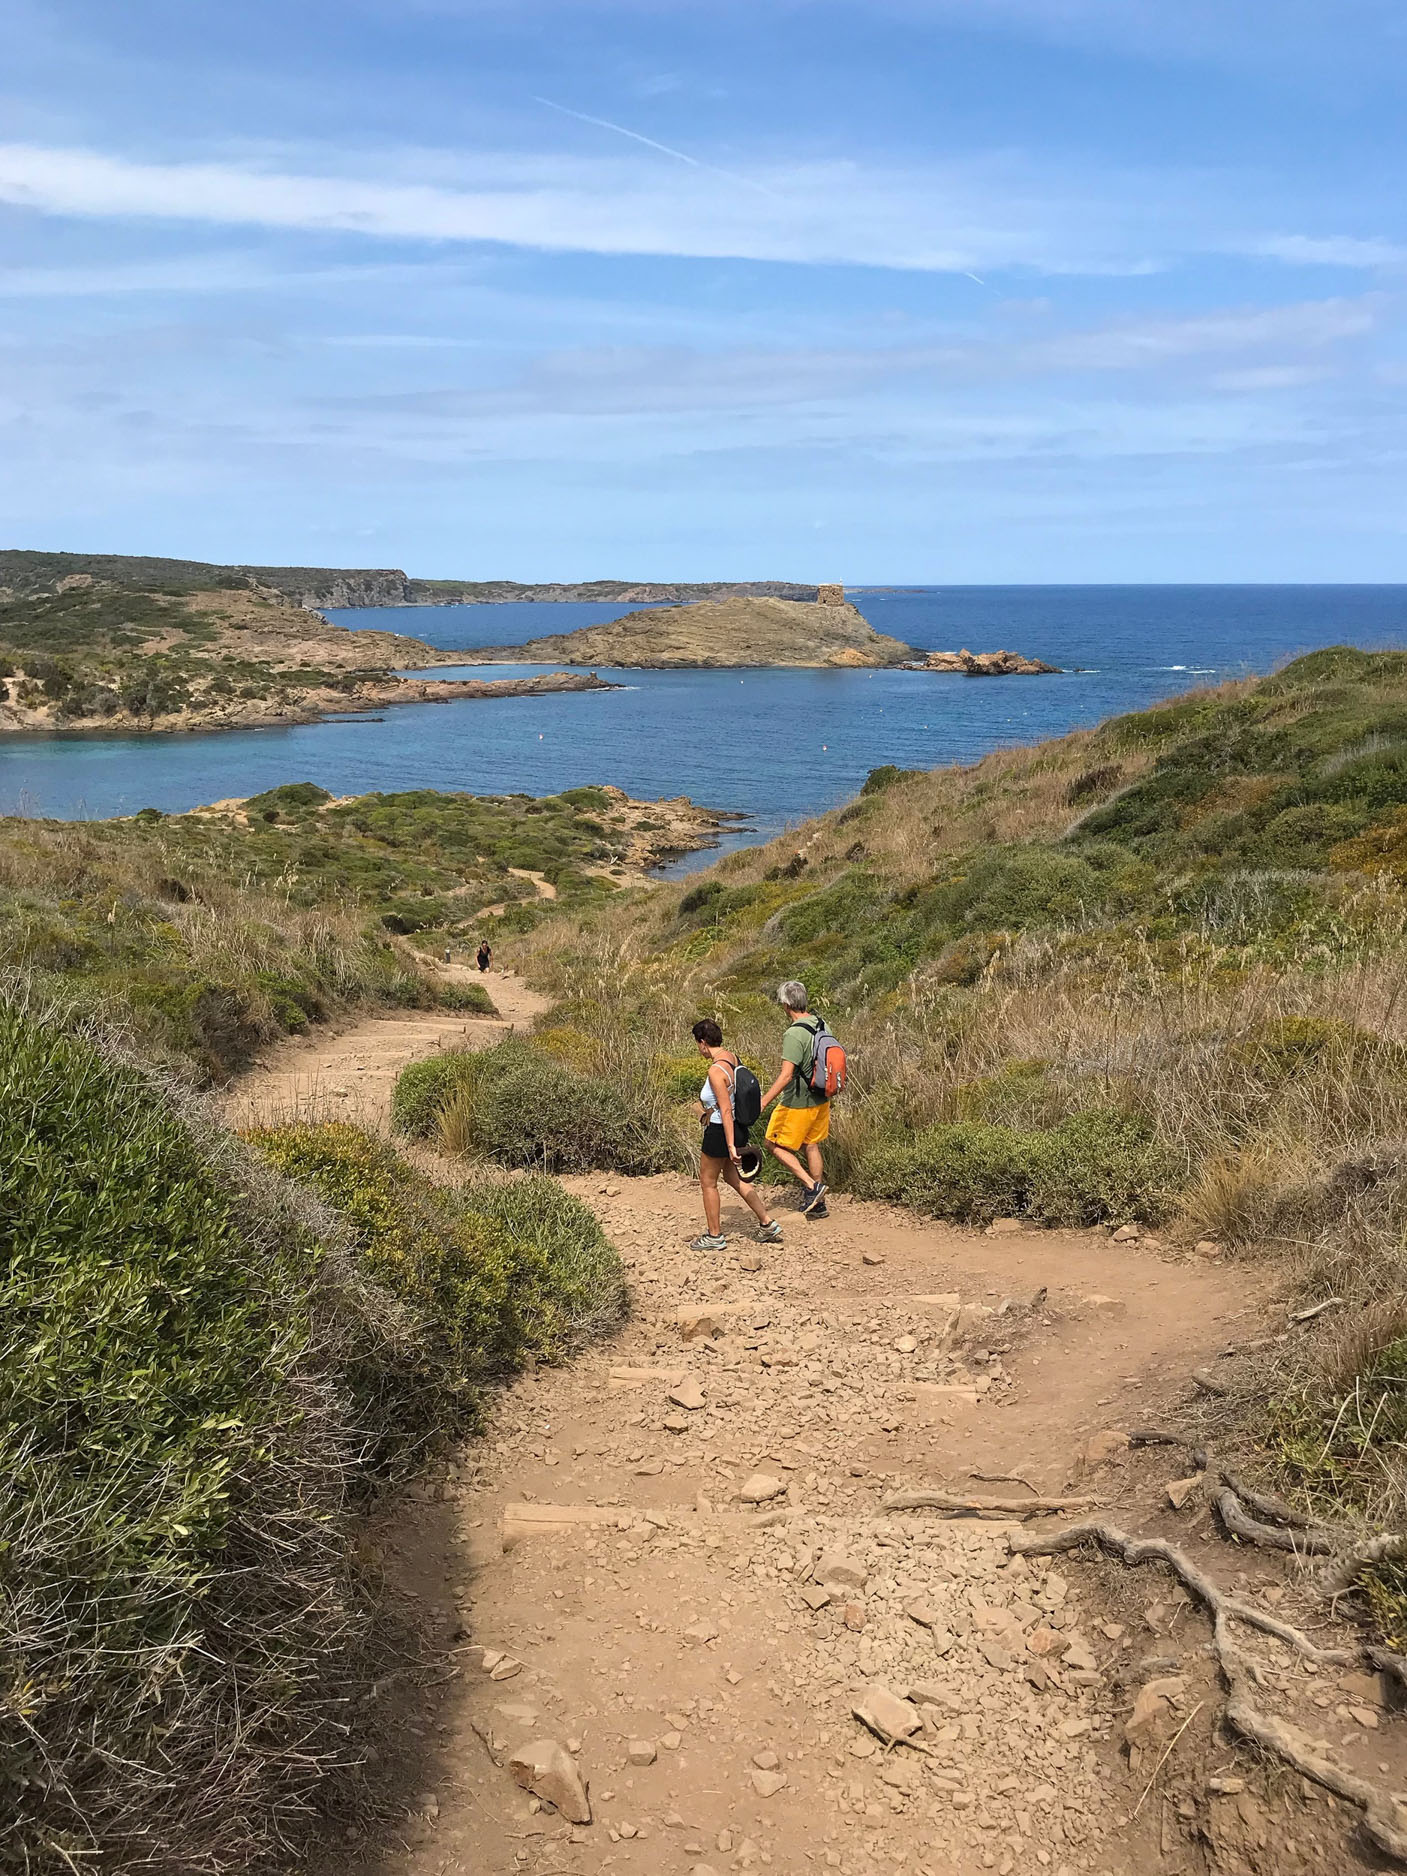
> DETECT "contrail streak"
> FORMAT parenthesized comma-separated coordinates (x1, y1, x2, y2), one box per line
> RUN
(534, 96, 781, 198)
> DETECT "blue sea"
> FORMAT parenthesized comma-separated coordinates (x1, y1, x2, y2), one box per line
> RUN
(5, 586, 1407, 870)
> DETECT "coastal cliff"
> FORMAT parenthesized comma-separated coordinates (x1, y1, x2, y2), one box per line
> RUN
(0, 550, 817, 611)
(477, 594, 915, 668)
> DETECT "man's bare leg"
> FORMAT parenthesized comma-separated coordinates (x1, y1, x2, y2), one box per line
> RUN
(769, 1142, 814, 1193)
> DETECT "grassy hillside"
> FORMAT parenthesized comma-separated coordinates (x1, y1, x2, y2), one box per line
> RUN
(0, 784, 657, 1080)
(463, 647, 1407, 1614)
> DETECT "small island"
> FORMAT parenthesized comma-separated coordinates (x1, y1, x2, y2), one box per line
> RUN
(476, 590, 915, 669)
(912, 647, 1062, 676)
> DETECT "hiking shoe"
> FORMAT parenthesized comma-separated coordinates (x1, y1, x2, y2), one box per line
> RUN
(690, 1232, 727, 1252)
(755, 1219, 783, 1243)
(801, 1181, 829, 1216)
(806, 1201, 829, 1220)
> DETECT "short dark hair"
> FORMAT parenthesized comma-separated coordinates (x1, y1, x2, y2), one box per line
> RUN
(692, 1018, 723, 1047)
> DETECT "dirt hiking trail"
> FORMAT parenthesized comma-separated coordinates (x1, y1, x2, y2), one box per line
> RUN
(229, 996, 1401, 1876)
(222, 965, 548, 1130)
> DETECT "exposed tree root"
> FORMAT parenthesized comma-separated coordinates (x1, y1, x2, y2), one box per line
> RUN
(1010, 1521, 1407, 1861)
(1215, 1487, 1338, 1556)
(1149, 1437, 1401, 1601)
(882, 1490, 1101, 1519)
(1219, 1469, 1337, 1535)
(1319, 1533, 1407, 1599)
(1367, 1645, 1407, 1697)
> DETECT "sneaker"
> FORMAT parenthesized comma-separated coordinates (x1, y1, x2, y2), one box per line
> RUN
(690, 1232, 727, 1252)
(801, 1181, 829, 1217)
(755, 1219, 783, 1243)
(806, 1201, 829, 1220)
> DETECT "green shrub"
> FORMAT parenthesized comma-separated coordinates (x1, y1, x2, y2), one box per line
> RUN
(391, 1038, 679, 1174)
(850, 1107, 1179, 1225)
(390, 1048, 478, 1138)
(250, 1122, 626, 1374)
(861, 764, 922, 794)
(247, 1122, 506, 1430)
(436, 978, 497, 1016)
(459, 1171, 628, 1356)
(245, 781, 333, 815)
(678, 878, 725, 918)
(0, 995, 376, 1875)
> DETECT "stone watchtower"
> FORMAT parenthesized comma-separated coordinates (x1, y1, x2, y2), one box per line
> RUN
(816, 583, 846, 606)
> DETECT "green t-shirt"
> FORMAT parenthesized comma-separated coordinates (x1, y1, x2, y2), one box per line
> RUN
(779, 1018, 828, 1109)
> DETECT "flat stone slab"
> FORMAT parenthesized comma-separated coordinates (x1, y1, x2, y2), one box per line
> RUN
(912, 1384, 980, 1423)
(502, 1503, 635, 1542)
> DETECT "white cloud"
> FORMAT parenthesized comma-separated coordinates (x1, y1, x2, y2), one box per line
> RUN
(1253, 234, 1407, 269)
(1024, 298, 1379, 371)
(2, 139, 1402, 290)
(1211, 365, 1331, 391)
(0, 140, 1191, 277)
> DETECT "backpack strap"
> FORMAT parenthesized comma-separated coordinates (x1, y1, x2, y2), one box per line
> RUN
(789, 1016, 823, 1087)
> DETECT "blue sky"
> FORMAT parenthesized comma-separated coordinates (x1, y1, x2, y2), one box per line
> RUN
(2, 0, 1405, 581)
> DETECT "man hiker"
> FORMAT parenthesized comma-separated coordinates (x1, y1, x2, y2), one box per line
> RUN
(761, 979, 831, 1218)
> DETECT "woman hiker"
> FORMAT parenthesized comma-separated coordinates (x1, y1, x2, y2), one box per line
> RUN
(690, 1018, 784, 1253)
(476, 938, 493, 972)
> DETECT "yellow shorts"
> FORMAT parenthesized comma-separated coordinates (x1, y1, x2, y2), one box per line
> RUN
(766, 1102, 831, 1151)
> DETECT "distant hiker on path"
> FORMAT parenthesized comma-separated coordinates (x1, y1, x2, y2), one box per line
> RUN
(690, 1018, 783, 1253)
(476, 939, 493, 972)
(761, 980, 845, 1218)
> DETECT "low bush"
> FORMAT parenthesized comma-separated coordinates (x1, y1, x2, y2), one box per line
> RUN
(458, 1171, 629, 1356)
(0, 995, 376, 1875)
(390, 1047, 478, 1138)
(437, 978, 497, 1016)
(850, 1107, 1180, 1225)
(391, 1038, 681, 1175)
(0, 981, 628, 1876)
(249, 1121, 626, 1393)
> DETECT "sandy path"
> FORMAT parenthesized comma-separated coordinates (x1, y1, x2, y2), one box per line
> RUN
(221, 966, 548, 1129)
(229, 1000, 1378, 1875)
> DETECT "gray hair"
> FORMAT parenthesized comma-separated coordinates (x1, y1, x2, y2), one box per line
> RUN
(776, 979, 808, 1012)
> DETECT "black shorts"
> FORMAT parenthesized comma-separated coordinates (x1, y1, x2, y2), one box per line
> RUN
(701, 1121, 748, 1160)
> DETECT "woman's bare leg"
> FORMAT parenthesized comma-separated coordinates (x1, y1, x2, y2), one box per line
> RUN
(722, 1161, 774, 1227)
(699, 1157, 724, 1235)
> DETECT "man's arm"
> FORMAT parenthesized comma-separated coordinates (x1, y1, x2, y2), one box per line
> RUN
(761, 1059, 793, 1108)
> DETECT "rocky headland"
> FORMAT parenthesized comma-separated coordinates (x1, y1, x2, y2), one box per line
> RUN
(0, 578, 614, 735)
(476, 593, 915, 669)
(915, 647, 1062, 675)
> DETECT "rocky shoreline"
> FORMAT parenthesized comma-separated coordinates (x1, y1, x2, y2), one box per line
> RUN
(0, 668, 617, 737)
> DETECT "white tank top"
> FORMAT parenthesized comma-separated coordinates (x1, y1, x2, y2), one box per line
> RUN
(699, 1055, 737, 1120)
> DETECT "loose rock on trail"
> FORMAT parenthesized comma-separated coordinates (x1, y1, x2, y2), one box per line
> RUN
(230, 993, 1394, 1876)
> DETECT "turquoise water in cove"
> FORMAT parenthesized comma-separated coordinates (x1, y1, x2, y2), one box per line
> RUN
(5, 586, 1407, 869)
